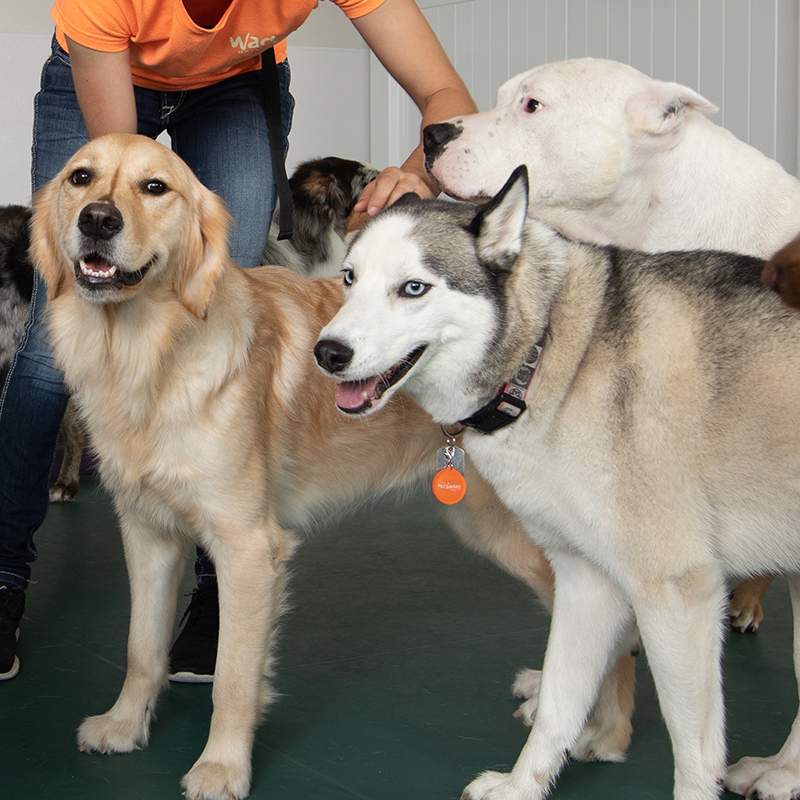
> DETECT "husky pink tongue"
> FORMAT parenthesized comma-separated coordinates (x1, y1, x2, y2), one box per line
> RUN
(335, 376, 381, 410)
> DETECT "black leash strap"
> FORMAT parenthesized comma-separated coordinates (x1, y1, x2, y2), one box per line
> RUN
(261, 48, 293, 240)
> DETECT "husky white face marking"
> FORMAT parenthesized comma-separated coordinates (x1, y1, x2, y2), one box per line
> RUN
(316, 210, 499, 422)
(316, 169, 536, 425)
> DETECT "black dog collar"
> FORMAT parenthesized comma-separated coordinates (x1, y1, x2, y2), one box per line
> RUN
(460, 332, 546, 434)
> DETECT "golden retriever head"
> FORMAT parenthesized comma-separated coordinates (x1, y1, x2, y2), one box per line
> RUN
(31, 133, 231, 319)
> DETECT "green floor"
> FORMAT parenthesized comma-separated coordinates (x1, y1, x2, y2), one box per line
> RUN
(1, 477, 796, 799)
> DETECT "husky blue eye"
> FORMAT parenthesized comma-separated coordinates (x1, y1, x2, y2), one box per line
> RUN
(342, 268, 354, 286)
(402, 280, 429, 297)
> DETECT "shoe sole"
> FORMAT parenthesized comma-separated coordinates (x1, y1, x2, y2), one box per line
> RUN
(0, 655, 20, 681)
(0, 628, 20, 681)
(168, 671, 214, 684)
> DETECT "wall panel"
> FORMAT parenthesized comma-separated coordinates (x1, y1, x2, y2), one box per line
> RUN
(371, 0, 800, 176)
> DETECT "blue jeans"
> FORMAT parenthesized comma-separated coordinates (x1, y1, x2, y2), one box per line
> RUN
(0, 37, 293, 589)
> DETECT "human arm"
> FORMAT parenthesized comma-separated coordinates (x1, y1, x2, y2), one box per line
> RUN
(350, 0, 478, 214)
(66, 36, 137, 138)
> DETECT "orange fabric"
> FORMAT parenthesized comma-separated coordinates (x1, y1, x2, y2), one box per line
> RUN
(52, 0, 385, 91)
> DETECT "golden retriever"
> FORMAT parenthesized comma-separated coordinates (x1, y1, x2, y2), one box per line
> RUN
(31, 134, 635, 800)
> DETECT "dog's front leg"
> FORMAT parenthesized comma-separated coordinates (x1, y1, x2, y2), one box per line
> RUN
(726, 572, 800, 800)
(182, 524, 295, 800)
(462, 552, 635, 800)
(631, 563, 727, 800)
(78, 511, 188, 753)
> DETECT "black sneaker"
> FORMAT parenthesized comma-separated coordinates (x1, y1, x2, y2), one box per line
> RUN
(168, 583, 218, 683)
(0, 583, 26, 681)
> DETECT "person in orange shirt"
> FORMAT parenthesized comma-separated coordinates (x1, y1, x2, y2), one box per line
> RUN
(0, 0, 477, 682)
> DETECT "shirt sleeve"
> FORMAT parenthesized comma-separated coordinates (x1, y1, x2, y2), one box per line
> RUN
(331, 0, 389, 21)
(52, 0, 135, 53)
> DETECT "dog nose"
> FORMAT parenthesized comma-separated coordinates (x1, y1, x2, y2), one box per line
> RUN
(78, 203, 124, 241)
(314, 339, 354, 373)
(423, 122, 463, 161)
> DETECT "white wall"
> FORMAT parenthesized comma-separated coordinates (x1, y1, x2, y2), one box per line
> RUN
(372, 0, 800, 178)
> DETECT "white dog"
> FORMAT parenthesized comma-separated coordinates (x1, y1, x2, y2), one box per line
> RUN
(315, 170, 800, 800)
(424, 57, 800, 259)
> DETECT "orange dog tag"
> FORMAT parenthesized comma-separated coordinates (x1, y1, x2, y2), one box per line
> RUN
(432, 466, 466, 504)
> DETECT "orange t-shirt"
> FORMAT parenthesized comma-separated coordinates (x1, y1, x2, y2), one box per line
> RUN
(52, 0, 385, 91)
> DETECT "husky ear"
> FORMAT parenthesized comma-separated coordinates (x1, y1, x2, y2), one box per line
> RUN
(469, 165, 529, 272)
(30, 178, 68, 302)
(179, 186, 231, 319)
(626, 80, 718, 137)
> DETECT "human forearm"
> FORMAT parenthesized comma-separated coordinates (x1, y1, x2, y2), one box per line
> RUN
(67, 36, 137, 138)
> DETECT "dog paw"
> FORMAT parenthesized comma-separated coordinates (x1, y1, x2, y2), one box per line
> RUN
(77, 712, 149, 754)
(726, 754, 800, 800)
(461, 770, 546, 800)
(49, 481, 79, 503)
(181, 760, 251, 800)
(511, 668, 541, 726)
(728, 578, 770, 633)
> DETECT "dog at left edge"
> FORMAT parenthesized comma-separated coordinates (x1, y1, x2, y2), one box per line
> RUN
(0, 204, 85, 502)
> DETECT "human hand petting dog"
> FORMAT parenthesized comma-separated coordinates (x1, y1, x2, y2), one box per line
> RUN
(763, 232, 800, 309)
(353, 163, 439, 216)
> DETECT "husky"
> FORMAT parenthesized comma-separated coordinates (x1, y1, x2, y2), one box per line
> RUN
(315, 168, 800, 800)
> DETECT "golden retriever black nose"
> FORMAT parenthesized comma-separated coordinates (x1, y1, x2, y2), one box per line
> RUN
(78, 203, 123, 242)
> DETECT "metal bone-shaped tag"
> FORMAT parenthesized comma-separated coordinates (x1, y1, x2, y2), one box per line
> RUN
(436, 443, 465, 474)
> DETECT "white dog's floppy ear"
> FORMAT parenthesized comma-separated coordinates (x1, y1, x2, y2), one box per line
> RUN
(626, 80, 718, 137)
(470, 165, 529, 271)
(30, 177, 68, 302)
(179, 185, 232, 320)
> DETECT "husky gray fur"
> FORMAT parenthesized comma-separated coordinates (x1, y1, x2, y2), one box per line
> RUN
(315, 167, 800, 800)
(262, 156, 378, 277)
(0, 204, 84, 502)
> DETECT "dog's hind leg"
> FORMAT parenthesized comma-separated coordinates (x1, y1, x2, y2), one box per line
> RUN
(728, 573, 773, 633)
(78, 512, 188, 754)
(631, 564, 728, 800)
(49, 399, 85, 503)
(726, 573, 800, 800)
(182, 523, 297, 800)
(446, 465, 635, 762)
(462, 552, 635, 800)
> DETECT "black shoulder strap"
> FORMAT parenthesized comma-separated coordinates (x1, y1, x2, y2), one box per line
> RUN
(261, 48, 293, 240)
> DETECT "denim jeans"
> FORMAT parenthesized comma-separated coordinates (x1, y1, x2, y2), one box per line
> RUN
(0, 37, 293, 589)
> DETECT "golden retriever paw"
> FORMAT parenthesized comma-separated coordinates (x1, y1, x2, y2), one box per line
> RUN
(77, 712, 149, 754)
(726, 754, 800, 799)
(728, 576, 772, 633)
(511, 668, 541, 726)
(462, 770, 546, 800)
(569, 713, 630, 763)
(181, 761, 251, 800)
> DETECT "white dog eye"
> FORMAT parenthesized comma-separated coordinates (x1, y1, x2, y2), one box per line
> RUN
(402, 280, 429, 298)
(342, 268, 354, 287)
(144, 180, 168, 195)
(524, 98, 541, 113)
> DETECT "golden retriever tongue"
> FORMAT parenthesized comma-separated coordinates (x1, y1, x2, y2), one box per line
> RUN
(335, 377, 381, 411)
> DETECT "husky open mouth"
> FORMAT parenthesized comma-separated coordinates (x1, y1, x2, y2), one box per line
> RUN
(75, 254, 151, 291)
(334, 345, 426, 414)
